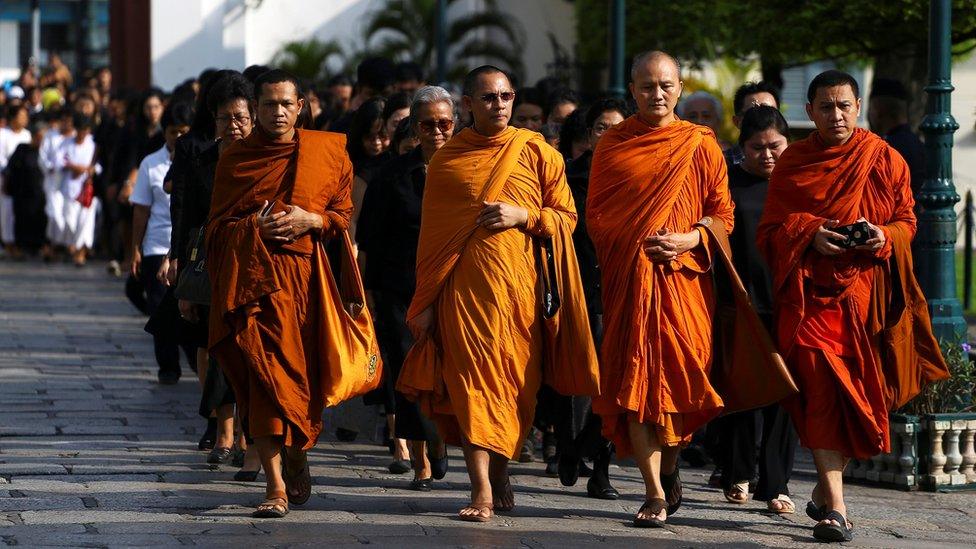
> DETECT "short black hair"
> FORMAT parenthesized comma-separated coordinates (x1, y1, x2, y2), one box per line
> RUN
(558, 108, 589, 159)
(545, 88, 580, 118)
(207, 72, 254, 114)
(72, 112, 94, 131)
(462, 65, 509, 97)
(194, 69, 238, 139)
(327, 74, 353, 88)
(253, 69, 303, 101)
(733, 81, 781, 115)
(395, 61, 424, 83)
(382, 91, 411, 122)
(356, 57, 396, 94)
(584, 97, 634, 129)
(162, 101, 194, 129)
(738, 105, 789, 147)
(6, 103, 28, 120)
(513, 87, 543, 108)
(347, 97, 386, 162)
(807, 69, 860, 103)
(242, 64, 271, 85)
(390, 116, 415, 154)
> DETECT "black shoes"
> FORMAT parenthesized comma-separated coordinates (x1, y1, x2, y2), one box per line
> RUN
(157, 370, 180, 385)
(429, 449, 449, 480)
(207, 447, 232, 464)
(198, 418, 217, 451)
(389, 460, 411, 474)
(409, 477, 433, 491)
(335, 428, 358, 442)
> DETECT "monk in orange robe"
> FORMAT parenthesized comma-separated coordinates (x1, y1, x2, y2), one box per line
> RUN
(399, 66, 590, 522)
(757, 70, 948, 543)
(207, 70, 354, 518)
(588, 51, 734, 528)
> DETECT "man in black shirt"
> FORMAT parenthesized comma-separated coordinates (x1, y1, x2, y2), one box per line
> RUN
(869, 78, 925, 194)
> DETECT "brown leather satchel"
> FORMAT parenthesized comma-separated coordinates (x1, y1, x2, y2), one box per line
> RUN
(699, 217, 798, 413)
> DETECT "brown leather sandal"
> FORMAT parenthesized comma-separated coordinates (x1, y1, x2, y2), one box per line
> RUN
(458, 501, 494, 523)
(253, 490, 289, 518)
(283, 450, 312, 505)
(724, 481, 749, 504)
(633, 497, 667, 528)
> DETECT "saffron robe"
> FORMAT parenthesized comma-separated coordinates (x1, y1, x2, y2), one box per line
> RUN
(587, 117, 734, 456)
(757, 128, 948, 459)
(207, 128, 354, 450)
(398, 126, 590, 459)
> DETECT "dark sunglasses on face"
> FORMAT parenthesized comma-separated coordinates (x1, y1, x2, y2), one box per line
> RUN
(480, 91, 516, 104)
(418, 118, 455, 134)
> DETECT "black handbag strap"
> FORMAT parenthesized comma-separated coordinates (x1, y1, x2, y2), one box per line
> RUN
(538, 236, 561, 319)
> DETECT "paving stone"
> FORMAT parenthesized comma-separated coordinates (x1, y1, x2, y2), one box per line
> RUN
(2, 258, 975, 548)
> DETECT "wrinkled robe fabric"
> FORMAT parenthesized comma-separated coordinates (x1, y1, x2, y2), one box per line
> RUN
(207, 128, 353, 450)
(587, 117, 734, 456)
(397, 126, 579, 459)
(757, 128, 947, 459)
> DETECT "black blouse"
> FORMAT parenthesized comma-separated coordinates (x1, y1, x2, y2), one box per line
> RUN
(724, 163, 774, 317)
(356, 147, 424, 301)
(170, 139, 219, 266)
(566, 150, 601, 315)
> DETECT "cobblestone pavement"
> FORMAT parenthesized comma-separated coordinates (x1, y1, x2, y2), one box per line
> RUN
(0, 259, 974, 548)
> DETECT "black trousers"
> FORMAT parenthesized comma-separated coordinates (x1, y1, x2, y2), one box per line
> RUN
(372, 290, 438, 443)
(718, 403, 798, 501)
(141, 254, 195, 377)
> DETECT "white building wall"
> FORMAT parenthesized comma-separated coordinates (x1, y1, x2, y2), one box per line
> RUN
(149, 0, 573, 90)
(952, 54, 976, 205)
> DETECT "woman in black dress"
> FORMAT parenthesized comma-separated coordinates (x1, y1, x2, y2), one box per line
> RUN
(4, 124, 47, 254)
(170, 72, 262, 479)
(356, 86, 454, 490)
(715, 106, 798, 514)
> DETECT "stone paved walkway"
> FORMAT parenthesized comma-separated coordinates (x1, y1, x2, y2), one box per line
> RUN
(0, 258, 974, 548)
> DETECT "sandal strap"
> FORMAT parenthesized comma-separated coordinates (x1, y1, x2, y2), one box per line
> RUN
(638, 498, 667, 515)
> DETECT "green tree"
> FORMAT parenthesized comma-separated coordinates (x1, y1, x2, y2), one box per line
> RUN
(363, 0, 526, 82)
(576, 0, 976, 124)
(271, 38, 348, 83)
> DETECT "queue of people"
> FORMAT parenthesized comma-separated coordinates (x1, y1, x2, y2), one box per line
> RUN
(0, 49, 949, 544)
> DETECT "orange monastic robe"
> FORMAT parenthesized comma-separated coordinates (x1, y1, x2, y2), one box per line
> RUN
(588, 117, 734, 456)
(757, 128, 947, 459)
(399, 127, 577, 459)
(207, 128, 353, 450)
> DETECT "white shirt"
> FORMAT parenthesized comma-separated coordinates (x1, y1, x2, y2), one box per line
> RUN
(57, 134, 99, 201)
(0, 127, 31, 170)
(130, 145, 173, 257)
(40, 129, 67, 176)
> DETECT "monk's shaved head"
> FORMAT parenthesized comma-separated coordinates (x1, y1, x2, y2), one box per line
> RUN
(631, 51, 681, 82)
(463, 65, 509, 97)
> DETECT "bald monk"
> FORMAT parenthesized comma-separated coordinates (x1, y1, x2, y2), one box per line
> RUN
(757, 70, 948, 543)
(207, 69, 355, 518)
(588, 50, 734, 528)
(400, 65, 589, 522)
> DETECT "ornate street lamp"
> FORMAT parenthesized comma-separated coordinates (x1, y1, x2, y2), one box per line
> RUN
(916, 0, 966, 340)
(608, 0, 625, 98)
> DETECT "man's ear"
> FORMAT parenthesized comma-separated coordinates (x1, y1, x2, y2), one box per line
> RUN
(805, 103, 814, 122)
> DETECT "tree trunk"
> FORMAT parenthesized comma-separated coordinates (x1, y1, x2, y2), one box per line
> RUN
(873, 43, 928, 131)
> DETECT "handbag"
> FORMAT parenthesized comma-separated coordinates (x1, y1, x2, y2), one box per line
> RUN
(75, 145, 98, 208)
(537, 236, 561, 319)
(174, 226, 212, 305)
(701, 218, 798, 413)
(317, 231, 383, 407)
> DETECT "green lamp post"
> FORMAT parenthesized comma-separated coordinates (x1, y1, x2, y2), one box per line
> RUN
(916, 0, 966, 340)
(608, 0, 626, 98)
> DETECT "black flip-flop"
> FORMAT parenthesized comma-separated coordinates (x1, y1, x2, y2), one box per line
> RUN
(813, 510, 854, 542)
(633, 498, 667, 528)
(806, 500, 827, 522)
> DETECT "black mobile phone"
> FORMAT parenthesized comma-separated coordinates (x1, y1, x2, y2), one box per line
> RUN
(260, 200, 277, 217)
(833, 221, 871, 248)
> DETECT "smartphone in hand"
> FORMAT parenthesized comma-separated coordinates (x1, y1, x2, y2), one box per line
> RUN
(833, 221, 871, 248)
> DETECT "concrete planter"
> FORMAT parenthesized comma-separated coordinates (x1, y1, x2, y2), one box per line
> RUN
(918, 413, 976, 491)
(844, 413, 920, 491)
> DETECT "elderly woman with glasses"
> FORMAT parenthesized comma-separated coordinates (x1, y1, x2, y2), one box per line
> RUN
(355, 86, 454, 491)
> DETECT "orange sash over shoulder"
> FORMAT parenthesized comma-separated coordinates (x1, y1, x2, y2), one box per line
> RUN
(587, 117, 734, 456)
(757, 128, 947, 457)
(398, 126, 597, 458)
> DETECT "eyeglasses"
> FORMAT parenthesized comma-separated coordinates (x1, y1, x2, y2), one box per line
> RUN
(418, 118, 455, 134)
(480, 91, 515, 104)
(215, 114, 251, 126)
